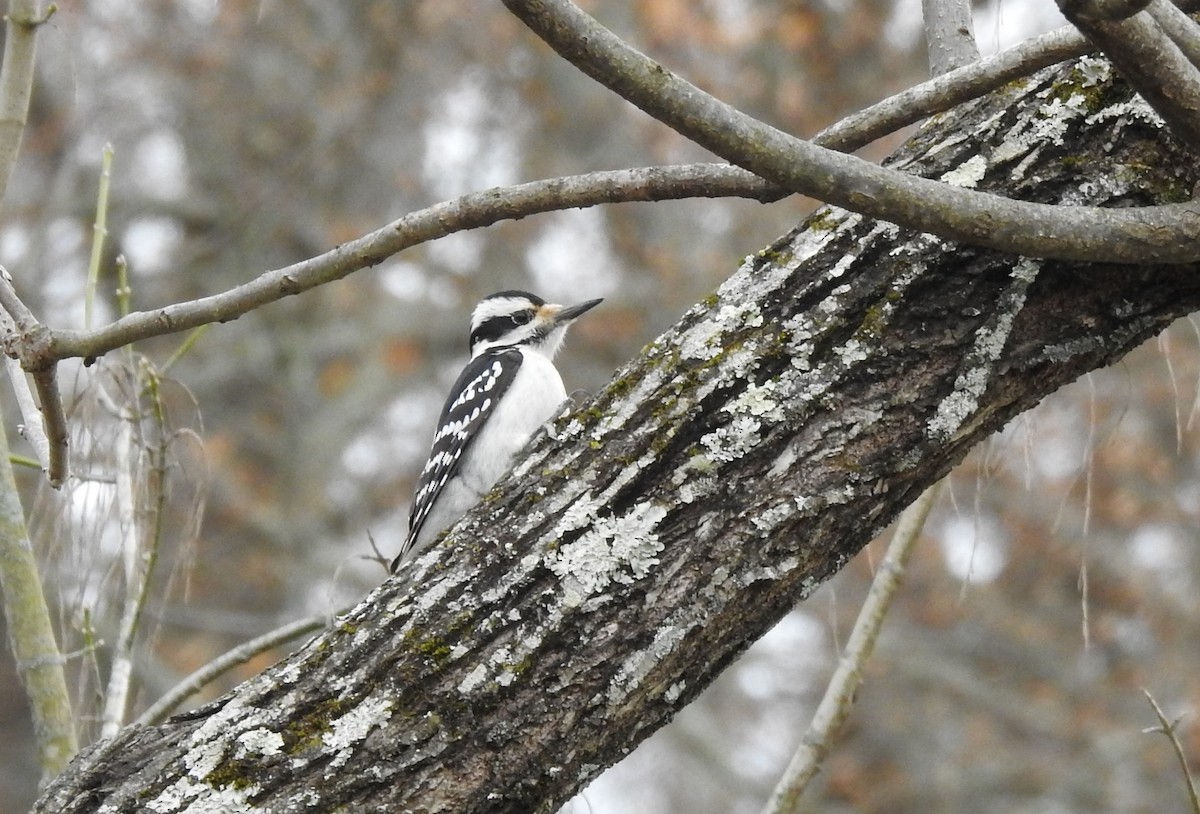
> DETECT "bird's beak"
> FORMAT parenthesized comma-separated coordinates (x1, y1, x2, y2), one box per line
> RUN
(549, 297, 603, 324)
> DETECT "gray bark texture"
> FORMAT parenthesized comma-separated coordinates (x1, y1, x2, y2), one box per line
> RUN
(33, 57, 1200, 814)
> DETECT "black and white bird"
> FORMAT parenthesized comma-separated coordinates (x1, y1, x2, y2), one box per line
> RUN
(390, 290, 602, 571)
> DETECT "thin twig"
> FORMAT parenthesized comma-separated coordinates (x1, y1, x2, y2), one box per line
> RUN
(28, 367, 67, 487)
(4, 356, 49, 467)
(761, 484, 941, 814)
(0, 295, 49, 469)
(816, 25, 1087, 152)
(99, 414, 140, 739)
(0, 266, 68, 484)
(133, 612, 335, 727)
(0, 0, 53, 203)
(100, 366, 172, 738)
(84, 143, 114, 330)
(1142, 688, 1200, 814)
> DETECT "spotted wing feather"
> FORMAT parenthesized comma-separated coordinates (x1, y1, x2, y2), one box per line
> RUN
(392, 348, 523, 569)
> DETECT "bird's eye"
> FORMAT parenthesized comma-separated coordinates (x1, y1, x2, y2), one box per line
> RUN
(511, 311, 534, 326)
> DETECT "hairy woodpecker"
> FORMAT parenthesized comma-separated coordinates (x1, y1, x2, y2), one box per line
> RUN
(391, 290, 602, 571)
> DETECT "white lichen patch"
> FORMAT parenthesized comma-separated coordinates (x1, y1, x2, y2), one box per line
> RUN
(275, 658, 305, 686)
(732, 556, 802, 589)
(723, 380, 783, 421)
(928, 258, 1041, 440)
(553, 493, 602, 538)
(235, 728, 284, 759)
(547, 501, 667, 603)
(1033, 94, 1090, 145)
(146, 778, 256, 813)
(678, 298, 766, 362)
(750, 499, 795, 532)
(412, 562, 473, 615)
(458, 663, 489, 694)
(675, 472, 718, 504)
(323, 694, 393, 768)
(559, 417, 585, 439)
(1075, 56, 1111, 88)
(606, 621, 691, 706)
(940, 154, 989, 188)
(1086, 97, 1164, 128)
(833, 337, 869, 366)
(182, 698, 247, 780)
(700, 415, 761, 463)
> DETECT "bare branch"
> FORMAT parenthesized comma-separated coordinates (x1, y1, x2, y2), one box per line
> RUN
(922, 0, 980, 75)
(40, 166, 777, 364)
(1142, 689, 1200, 814)
(762, 484, 941, 814)
(99, 415, 143, 739)
(501, 0, 1200, 263)
(0, 301, 50, 469)
(819, 26, 1088, 152)
(4, 355, 49, 466)
(1060, 0, 1200, 147)
(0, 412, 77, 780)
(29, 366, 67, 487)
(0, 269, 69, 485)
(133, 612, 334, 728)
(0, 0, 52, 204)
(1147, 0, 1200, 65)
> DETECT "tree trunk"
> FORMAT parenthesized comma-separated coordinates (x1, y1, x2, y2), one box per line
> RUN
(33, 57, 1200, 814)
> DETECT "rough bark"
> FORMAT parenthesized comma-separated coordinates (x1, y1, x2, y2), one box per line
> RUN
(33, 57, 1200, 814)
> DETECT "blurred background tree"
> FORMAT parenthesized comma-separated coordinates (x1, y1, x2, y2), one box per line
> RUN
(1, 1, 1197, 812)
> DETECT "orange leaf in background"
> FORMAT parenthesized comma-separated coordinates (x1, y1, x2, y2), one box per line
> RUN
(382, 338, 424, 375)
(319, 356, 358, 397)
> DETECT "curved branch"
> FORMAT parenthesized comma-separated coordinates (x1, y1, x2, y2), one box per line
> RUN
(40, 165, 777, 364)
(500, 0, 1200, 263)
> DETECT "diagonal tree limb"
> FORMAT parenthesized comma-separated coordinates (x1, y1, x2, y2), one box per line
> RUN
(30, 53, 1200, 813)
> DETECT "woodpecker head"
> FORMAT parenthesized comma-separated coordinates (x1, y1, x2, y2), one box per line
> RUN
(468, 290, 602, 358)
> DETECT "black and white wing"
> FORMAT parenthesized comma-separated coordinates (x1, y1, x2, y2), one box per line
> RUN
(392, 347, 523, 570)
